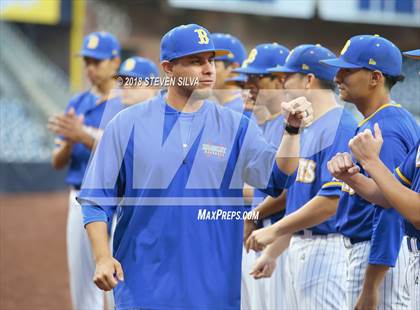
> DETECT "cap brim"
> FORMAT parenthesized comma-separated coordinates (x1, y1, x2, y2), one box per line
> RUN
(320, 58, 362, 69)
(214, 49, 231, 57)
(225, 76, 247, 84)
(165, 49, 230, 62)
(117, 72, 146, 79)
(78, 50, 110, 60)
(233, 67, 268, 75)
(267, 65, 297, 74)
(403, 49, 420, 58)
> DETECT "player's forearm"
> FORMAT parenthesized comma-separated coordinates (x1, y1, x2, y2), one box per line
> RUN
(341, 172, 392, 208)
(263, 233, 291, 259)
(253, 191, 286, 220)
(77, 129, 96, 150)
(86, 221, 112, 262)
(275, 132, 300, 175)
(51, 142, 73, 169)
(361, 264, 388, 295)
(243, 183, 254, 205)
(272, 195, 338, 236)
(364, 159, 420, 226)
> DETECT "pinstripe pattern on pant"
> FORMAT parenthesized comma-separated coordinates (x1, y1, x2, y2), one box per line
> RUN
(241, 219, 289, 310)
(285, 233, 347, 310)
(241, 247, 255, 310)
(344, 237, 410, 310)
(406, 248, 420, 310)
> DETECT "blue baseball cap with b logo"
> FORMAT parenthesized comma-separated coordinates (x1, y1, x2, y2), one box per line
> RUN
(160, 24, 229, 62)
(118, 57, 159, 79)
(211, 33, 247, 65)
(268, 44, 338, 81)
(320, 35, 402, 77)
(79, 31, 120, 60)
(233, 43, 290, 75)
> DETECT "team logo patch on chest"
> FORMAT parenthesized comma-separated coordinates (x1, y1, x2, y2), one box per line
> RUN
(202, 143, 227, 159)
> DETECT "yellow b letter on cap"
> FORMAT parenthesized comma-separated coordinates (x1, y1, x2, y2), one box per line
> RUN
(340, 40, 351, 55)
(194, 29, 209, 45)
(87, 35, 99, 49)
(124, 59, 136, 71)
(242, 49, 258, 67)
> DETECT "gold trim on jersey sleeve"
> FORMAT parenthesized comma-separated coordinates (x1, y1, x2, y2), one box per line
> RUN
(395, 167, 411, 186)
(321, 181, 343, 188)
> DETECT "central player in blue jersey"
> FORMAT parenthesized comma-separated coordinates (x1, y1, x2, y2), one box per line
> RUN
(323, 35, 419, 309)
(77, 24, 313, 310)
(247, 44, 357, 309)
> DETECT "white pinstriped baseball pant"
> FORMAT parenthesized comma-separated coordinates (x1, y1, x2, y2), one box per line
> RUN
(406, 237, 420, 310)
(284, 232, 347, 310)
(343, 237, 410, 310)
(241, 219, 288, 310)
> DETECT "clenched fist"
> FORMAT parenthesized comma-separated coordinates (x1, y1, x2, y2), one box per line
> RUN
(327, 152, 360, 182)
(349, 123, 383, 168)
(93, 256, 124, 291)
(281, 96, 314, 128)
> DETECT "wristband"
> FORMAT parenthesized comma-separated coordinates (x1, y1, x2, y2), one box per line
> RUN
(284, 123, 301, 135)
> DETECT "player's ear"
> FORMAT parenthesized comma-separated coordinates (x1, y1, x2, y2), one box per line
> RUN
(161, 60, 174, 77)
(370, 70, 383, 87)
(304, 73, 315, 89)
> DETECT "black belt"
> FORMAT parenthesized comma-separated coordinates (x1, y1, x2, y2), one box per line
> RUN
(296, 230, 329, 237)
(348, 237, 371, 245)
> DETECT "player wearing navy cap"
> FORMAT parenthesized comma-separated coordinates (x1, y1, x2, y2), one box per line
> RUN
(247, 44, 357, 310)
(118, 56, 159, 105)
(48, 31, 124, 310)
(323, 35, 419, 309)
(233, 43, 290, 310)
(211, 33, 247, 114)
(77, 24, 312, 310)
(328, 49, 420, 310)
